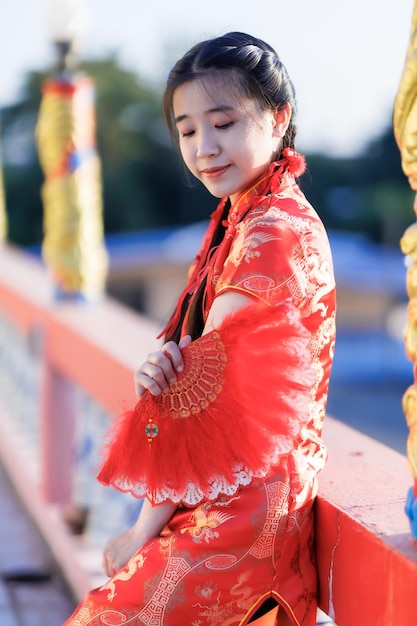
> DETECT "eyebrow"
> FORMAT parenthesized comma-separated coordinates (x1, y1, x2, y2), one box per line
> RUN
(174, 105, 235, 125)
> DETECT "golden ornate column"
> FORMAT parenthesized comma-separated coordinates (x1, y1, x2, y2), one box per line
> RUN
(36, 75, 108, 300)
(36, 0, 108, 301)
(394, 0, 417, 539)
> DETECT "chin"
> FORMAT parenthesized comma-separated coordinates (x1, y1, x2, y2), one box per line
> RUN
(203, 186, 228, 199)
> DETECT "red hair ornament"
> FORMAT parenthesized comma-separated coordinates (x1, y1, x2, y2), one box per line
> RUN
(281, 147, 306, 178)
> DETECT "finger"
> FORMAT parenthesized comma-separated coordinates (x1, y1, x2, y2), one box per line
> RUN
(134, 345, 184, 399)
(179, 334, 192, 349)
(134, 370, 168, 397)
(162, 341, 185, 372)
(148, 349, 178, 381)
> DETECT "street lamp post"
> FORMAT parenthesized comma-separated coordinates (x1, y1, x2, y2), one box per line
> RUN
(36, 0, 108, 301)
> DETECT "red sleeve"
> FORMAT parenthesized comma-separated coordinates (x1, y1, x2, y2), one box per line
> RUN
(214, 200, 312, 307)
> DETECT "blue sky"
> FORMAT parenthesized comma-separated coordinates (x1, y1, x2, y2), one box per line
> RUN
(1, 0, 415, 157)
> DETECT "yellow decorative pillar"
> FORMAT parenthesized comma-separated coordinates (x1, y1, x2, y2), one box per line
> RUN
(36, 75, 108, 300)
(394, 0, 417, 539)
(36, 0, 108, 301)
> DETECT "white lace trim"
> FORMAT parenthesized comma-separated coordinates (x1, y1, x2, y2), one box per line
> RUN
(113, 436, 293, 506)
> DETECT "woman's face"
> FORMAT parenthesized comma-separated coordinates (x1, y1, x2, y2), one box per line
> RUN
(173, 78, 286, 204)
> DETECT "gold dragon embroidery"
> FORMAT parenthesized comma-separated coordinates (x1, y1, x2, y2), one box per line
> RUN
(181, 500, 237, 543)
(193, 569, 259, 626)
(99, 552, 147, 602)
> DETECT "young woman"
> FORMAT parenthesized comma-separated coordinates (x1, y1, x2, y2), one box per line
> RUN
(63, 32, 336, 626)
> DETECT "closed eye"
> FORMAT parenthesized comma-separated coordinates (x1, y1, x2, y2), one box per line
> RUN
(215, 122, 234, 130)
(180, 121, 233, 137)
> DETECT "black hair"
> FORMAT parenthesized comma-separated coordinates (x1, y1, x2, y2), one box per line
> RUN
(163, 31, 298, 154)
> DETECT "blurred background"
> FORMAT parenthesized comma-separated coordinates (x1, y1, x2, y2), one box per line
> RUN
(1, 0, 414, 454)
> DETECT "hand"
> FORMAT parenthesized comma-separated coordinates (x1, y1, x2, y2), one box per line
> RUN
(102, 498, 177, 577)
(102, 526, 143, 578)
(134, 335, 191, 398)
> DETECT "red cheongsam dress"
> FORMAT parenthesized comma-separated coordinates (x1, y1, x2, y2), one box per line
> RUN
(63, 156, 336, 626)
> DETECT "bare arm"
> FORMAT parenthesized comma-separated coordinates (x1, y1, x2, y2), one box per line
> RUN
(202, 291, 254, 334)
(103, 498, 177, 577)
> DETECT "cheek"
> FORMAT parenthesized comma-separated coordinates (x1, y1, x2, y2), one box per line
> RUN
(179, 143, 199, 176)
(249, 129, 276, 161)
(179, 141, 193, 166)
(242, 124, 265, 148)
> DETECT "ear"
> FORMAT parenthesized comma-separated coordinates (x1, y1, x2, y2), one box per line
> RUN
(272, 103, 291, 138)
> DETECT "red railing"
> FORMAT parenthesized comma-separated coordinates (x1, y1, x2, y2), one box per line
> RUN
(0, 242, 416, 625)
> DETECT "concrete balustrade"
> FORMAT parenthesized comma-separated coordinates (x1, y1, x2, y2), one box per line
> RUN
(0, 242, 416, 625)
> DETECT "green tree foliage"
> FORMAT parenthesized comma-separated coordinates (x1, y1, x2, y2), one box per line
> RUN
(303, 127, 414, 246)
(1, 70, 45, 245)
(0, 54, 414, 248)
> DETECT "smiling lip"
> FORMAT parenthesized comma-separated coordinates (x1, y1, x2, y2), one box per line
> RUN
(201, 165, 230, 179)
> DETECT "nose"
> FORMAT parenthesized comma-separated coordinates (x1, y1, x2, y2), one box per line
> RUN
(196, 129, 220, 159)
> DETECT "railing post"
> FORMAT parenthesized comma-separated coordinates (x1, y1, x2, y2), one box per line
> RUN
(40, 352, 76, 504)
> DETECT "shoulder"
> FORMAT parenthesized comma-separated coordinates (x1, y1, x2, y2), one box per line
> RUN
(246, 183, 318, 229)
(236, 182, 331, 255)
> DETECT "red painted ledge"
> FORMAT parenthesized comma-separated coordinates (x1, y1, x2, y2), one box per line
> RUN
(317, 417, 416, 625)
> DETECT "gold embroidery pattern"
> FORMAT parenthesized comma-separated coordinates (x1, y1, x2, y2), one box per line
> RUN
(214, 195, 335, 313)
(250, 481, 289, 559)
(193, 570, 259, 625)
(180, 500, 236, 544)
(70, 604, 140, 625)
(138, 554, 192, 624)
(160, 331, 227, 418)
(99, 552, 148, 602)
